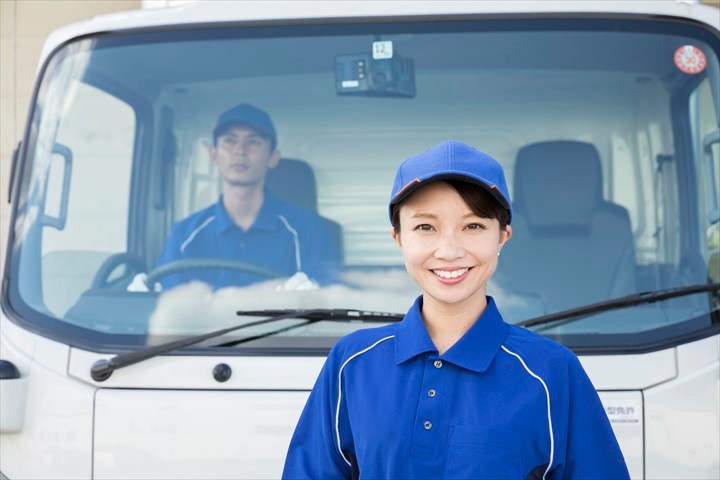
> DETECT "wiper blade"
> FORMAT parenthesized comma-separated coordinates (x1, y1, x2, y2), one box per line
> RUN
(517, 283, 720, 329)
(236, 308, 404, 322)
(214, 308, 404, 348)
(90, 308, 403, 382)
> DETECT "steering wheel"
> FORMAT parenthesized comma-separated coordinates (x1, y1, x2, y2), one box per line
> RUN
(143, 257, 285, 289)
(91, 253, 146, 289)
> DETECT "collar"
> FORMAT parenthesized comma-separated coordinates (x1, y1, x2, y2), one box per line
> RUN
(213, 192, 282, 235)
(394, 295, 510, 373)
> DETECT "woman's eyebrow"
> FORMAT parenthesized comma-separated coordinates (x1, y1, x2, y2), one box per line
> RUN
(410, 212, 479, 219)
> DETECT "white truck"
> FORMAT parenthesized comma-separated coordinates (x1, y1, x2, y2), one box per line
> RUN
(1, 1, 719, 478)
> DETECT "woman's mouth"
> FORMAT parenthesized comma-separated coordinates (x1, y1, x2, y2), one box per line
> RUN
(431, 267, 472, 283)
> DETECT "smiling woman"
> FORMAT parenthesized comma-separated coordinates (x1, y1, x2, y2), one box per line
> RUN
(391, 180, 511, 353)
(282, 141, 630, 480)
(2, 8, 719, 477)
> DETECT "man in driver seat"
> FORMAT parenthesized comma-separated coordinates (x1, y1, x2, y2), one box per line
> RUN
(155, 103, 340, 290)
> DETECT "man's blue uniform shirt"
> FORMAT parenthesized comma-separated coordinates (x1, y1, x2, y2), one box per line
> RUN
(283, 296, 630, 480)
(156, 193, 339, 289)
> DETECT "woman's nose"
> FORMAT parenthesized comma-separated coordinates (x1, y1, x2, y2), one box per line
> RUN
(434, 233, 466, 260)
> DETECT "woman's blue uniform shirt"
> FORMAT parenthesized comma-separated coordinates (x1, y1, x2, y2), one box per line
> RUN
(283, 296, 629, 480)
(156, 193, 339, 289)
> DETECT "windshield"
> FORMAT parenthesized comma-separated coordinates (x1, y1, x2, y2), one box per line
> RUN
(6, 17, 720, 353)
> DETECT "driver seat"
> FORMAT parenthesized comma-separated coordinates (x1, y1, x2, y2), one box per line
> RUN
(267, 158, 344, 264)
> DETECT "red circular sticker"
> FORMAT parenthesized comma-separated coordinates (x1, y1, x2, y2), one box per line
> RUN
(674, 45, 707, 74)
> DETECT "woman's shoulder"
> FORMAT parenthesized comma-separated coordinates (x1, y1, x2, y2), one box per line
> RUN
(502, 324, 580, 372)
(327, 323, 399, 364)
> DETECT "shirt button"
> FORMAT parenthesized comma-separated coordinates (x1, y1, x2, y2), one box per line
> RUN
(423, 421, 433, 430)
(434, 360, 443, 369)
(427, 389, 436, 398)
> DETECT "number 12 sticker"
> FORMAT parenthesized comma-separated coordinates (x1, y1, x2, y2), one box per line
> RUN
(373, 41, 393, 60)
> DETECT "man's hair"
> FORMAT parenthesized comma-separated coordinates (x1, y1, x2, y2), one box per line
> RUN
(391, 179, 510, 233)
(213, 121, 277, 150)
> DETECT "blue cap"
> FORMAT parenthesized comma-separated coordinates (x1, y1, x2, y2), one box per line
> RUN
(213, 103, 277, 147)
(389, 140, 512, 223)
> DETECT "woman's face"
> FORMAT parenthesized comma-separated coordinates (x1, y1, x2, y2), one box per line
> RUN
(392, 181, 511, 310)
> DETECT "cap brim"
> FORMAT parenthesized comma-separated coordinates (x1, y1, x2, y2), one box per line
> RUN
(391, 173, 511, 212)
(213, 121, 275, 143)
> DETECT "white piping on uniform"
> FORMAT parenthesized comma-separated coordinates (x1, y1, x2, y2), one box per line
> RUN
(277, 214, 301, 272)
(335, 335, 396, 467)
(500, 345, 554, 480)
(180, 215, 216, 253)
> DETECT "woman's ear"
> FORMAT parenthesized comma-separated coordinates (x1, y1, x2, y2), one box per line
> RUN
(391, 228, 402, 248)
(498, 225, 512, 250)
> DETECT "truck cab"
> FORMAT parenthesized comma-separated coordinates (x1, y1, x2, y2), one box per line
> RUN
(1, 1, 719, 478)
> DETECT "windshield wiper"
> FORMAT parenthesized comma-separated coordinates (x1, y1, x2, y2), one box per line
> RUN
(236, 308, 403, 321)
(215, 308, 404, 348)
(90, 308, 403, 382)
(516, 283, 720, 330)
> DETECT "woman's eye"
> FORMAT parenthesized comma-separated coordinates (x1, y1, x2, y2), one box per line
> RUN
(414, 224, 434, 231)
(466, 223, 486, 231)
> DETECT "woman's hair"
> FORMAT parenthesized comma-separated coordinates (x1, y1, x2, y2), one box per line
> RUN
(391, 179, 510, 233)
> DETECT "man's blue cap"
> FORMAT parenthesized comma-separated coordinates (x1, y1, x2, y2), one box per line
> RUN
(389, 140, 512, 223)
(214, 103, 277, 147)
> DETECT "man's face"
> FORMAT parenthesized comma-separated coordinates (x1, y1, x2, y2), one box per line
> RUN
(210, 125, 280, 187)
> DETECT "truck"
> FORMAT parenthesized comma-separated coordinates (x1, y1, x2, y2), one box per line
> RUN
(1, 1, 718, 478)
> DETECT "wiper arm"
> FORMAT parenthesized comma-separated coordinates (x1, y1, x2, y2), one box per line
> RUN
(517, 283, 720, 329)
(215, 308, 405, 348)
(90, 308, 403, 382)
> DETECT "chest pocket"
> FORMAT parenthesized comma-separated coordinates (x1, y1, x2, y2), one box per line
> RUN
(443, 425, 524, 480)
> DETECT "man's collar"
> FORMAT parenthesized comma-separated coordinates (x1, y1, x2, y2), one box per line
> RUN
(250, 192, 282, 231)
(213, 192, 282, 234)
(394, 295, 510, 373)
(213, 196, 235, 234)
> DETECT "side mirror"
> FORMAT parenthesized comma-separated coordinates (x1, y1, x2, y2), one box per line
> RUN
(0, 359, 27, 433)
(41, 142, 73, 230)
(7, 142, 21, 204)
(703, 130, 719, 225)
(704, 131, 720, 285)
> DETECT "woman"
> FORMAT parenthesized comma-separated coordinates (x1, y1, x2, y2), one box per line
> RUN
(282, 141, 629, 480)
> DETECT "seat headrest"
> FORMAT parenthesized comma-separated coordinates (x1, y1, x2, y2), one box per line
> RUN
(266, 158, 318, 212)
(514, 141, 603, 229)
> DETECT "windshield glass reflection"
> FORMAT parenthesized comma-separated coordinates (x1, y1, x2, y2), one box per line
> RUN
(10, 20, 720, 349)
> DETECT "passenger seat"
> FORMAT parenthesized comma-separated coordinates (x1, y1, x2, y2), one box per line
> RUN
(499, 141, 637, 312)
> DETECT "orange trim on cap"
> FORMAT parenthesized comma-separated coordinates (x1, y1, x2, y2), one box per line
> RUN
(395, 178, 422, 197)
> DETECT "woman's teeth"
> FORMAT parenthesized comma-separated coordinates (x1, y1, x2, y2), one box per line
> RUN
(433, 268, 469, 279)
